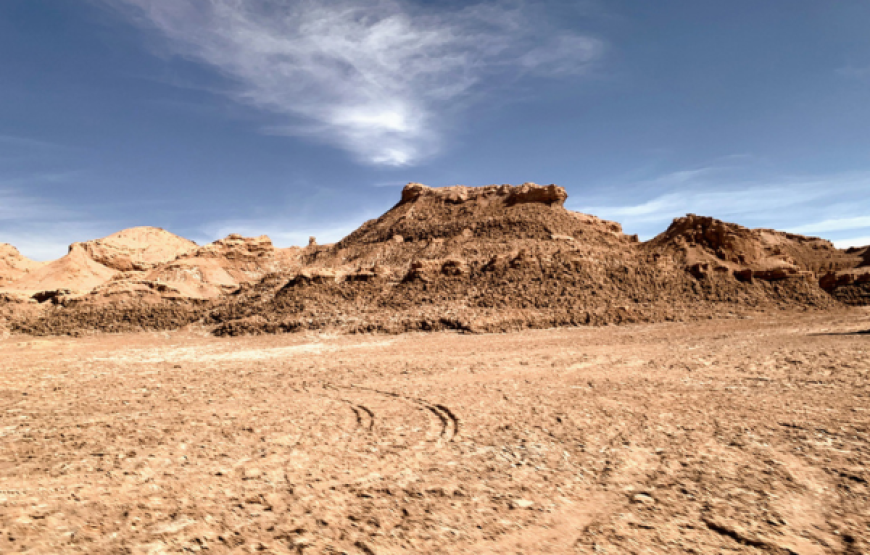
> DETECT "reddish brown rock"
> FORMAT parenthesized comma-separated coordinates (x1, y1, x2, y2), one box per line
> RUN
(4, 183, 869, 336)
(76, 226, 196, 271)
(646, 214, 861, 282)
(0, 243, 44, 286)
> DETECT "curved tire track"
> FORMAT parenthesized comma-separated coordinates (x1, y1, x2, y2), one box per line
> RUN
(284, 384, 373, 451)
(348, 403, 375, 432)
(342, 384, 461, 443)
(323, 383, 375, 433)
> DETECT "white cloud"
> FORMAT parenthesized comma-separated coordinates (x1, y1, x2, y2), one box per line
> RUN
(0, 188, 73, 223)
(833, 236, 870, 249)
(572, 168, 870, 241)
(111, 0, 602, 166)
(0, 188, 112, 261)
(789, 216, 870, 234)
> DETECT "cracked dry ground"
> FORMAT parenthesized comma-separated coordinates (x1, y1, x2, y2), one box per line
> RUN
(1, 309, 870, 554)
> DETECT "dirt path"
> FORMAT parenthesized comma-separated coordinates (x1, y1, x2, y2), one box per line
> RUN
(1, 309, 869, 553)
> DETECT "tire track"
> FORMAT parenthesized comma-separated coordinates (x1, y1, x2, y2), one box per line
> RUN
(347, 403, 375, 432)
(434, 403, 462, 440)
(323, 383, 375, 433)
(340, 384, 461, 442)
(284, 384, 369, 450)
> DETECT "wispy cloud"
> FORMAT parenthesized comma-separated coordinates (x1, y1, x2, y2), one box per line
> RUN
(833, 236, 870, 249)
(572, 168, 870, 242)
(0, 188, 74, 223)
(111, 0, 602, 166)
(0, 171, 83, 189)
(790, 216, 870, 234)
(0, 187, 111, 260)
(581, 187, 824, 224)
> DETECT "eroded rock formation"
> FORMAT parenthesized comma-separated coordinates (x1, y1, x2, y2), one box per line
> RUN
(2, 182, 867, 336)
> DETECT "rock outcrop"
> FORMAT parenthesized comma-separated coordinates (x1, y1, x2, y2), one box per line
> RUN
(0, 243, 43, 286)
(3, 183, 867, 336)
(312, 182, 625, 272)
(46, 234, 305, 309)
(645, 214, 860, 283)
(139, 234, 302, 299)
(10, 243, 118, 294)
(204, 185, 837, 337)
(76, 226, 197, 271)
(398, 182, 568, 207)
(1, 227, 196, 297)
(818, 244, 870, 305)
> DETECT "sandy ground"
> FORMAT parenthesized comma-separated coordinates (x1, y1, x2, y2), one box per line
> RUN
(1, 309, 869, 554)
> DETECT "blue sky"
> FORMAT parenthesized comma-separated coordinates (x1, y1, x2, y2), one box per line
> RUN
(2, 1, 870, 260)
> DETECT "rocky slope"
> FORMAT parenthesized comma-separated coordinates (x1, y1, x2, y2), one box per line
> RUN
(2, 183, 867, 336)
(76, 226, 198, 271)
(0, 243, 44, 287)
(205, 185, 842, 336)
(819, 244, 870, 306)
(644, 214, 862, 282)
(0, 230, 304, 334)
(10, 243, 119, 294)
(121, 233, 302, 301)
(1, 227, 196, 295)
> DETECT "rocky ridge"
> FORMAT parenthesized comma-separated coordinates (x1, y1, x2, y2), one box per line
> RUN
(0, 229, 305, 334)
(819, 244, 870, 306)
(645, 214, 862, 282)
(2, 183, 868, 336)
(76, 226, 198, 271)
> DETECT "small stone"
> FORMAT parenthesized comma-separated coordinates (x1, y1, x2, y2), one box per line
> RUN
(511, 499, 534, 509)
(632, 493, 655, 505)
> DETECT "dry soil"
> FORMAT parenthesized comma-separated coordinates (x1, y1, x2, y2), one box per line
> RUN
(2, 308, 870, 554)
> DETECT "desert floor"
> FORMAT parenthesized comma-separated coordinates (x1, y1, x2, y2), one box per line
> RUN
(1, 309, 869, 554)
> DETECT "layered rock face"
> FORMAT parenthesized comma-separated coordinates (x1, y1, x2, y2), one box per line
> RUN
(645, 215, 860, 282)
(398, 182, 569, 207)
(3, 182, 867, 336)
(136, 234, 302, 300)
